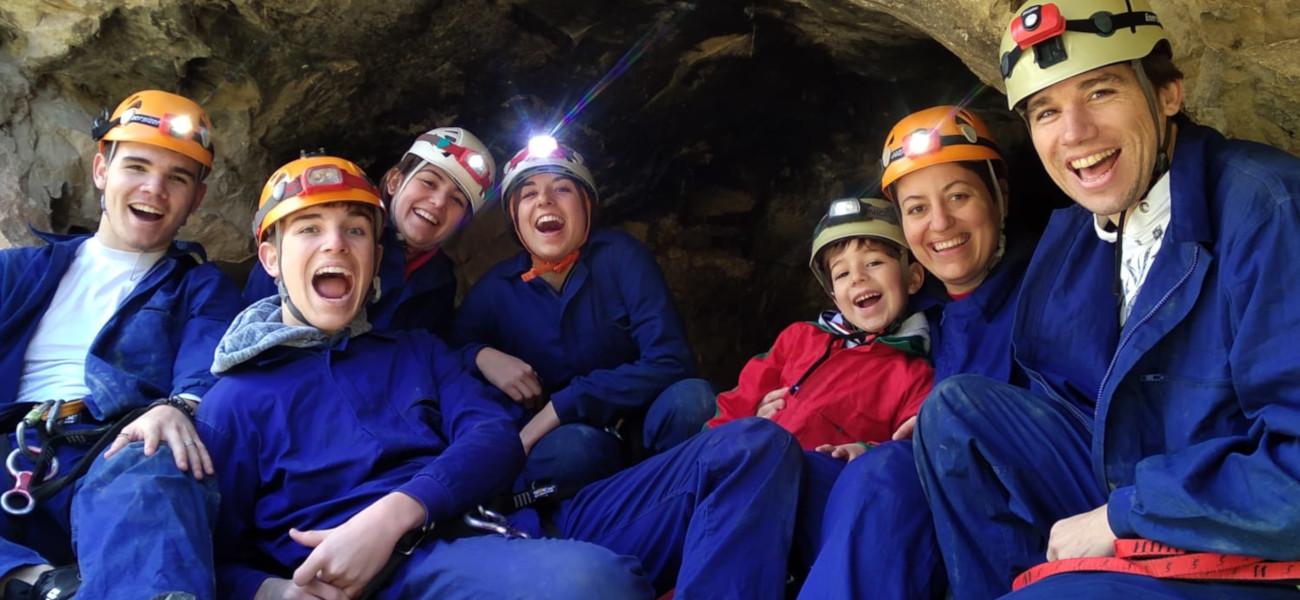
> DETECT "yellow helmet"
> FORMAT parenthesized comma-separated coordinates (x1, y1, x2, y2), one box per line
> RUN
(91, 90, 215, 171)
(809, 197, 907, 294)
(999, 0, 1169, 110)
(880, 106, 1004, 198)
(253, 154, 384, 241)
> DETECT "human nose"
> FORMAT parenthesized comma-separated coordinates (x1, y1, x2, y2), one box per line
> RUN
(1060, 103, 1097, 146)
(929, 202, 953, 232)
(320, 225, 349, 252)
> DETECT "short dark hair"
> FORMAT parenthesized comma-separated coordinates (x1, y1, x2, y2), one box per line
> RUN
(1140, 42, 1184, 89)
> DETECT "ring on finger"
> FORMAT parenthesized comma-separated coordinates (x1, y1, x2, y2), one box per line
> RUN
(183, 439, 196, 447)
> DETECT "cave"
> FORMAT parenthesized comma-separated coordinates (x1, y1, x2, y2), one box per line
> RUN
(2, 0, 1296, 384)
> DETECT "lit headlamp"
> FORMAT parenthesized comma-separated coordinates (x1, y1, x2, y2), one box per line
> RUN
(822, 198, 899, 228)
(429, 135, 491, 186)
(527, 135, 560, 158)
(91, 108, 213, 151)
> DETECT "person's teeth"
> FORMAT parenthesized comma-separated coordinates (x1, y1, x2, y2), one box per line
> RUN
(1070, 149, 1117, 170)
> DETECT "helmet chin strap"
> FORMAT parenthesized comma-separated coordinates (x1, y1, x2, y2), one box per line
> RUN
(1112, 59, 1176, 323)
(273, 227, 320, 330)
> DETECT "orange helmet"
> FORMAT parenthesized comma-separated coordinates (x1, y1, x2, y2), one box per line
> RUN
(91, 90, 215, 171)
(252, 154, 384, 241)
(879, 106, 1004, 199)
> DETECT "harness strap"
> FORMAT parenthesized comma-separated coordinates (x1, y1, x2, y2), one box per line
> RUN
(1013, 538, 1300, 591)
(26, 406, 149, 503)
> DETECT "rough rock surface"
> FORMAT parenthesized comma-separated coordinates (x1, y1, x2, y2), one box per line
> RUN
(2, 0, 1295, 382)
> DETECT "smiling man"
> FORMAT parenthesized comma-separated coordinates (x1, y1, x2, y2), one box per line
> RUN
(0, 90, 241, 600)
(912, 1, 1300, 599)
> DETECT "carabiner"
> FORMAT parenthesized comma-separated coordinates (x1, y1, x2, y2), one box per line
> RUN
(2, 448, 59, 516)
(462, 505, 531, 539)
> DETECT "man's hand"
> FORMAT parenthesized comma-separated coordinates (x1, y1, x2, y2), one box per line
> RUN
(519, 403, 561, 454)
(254, 577, 348, 600)
(289, 492, 426, 597)
(891, 416, 917, 440)
(476, 347, 544, 409)
(756, 387, 789, 419)
(1046, 504, 1117, 561)
(103, 402, 214, 480)
(814, 443, 869, 462)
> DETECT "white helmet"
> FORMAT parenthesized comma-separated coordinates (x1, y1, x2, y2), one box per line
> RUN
(398, 127, 496, 215)
(500, 135, 597, 205)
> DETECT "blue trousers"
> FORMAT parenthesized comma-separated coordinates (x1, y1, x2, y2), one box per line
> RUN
(0, 434, 218, 600)
(798, 441, 946, 600)
(523, 378, 716, 489)
(386, 418, 802, 599)
(915, 375, 1294, 600)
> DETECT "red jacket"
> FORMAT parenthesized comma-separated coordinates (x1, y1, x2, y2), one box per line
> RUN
(708, 317, 933, 450)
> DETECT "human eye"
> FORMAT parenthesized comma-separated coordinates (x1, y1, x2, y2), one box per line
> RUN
(296, 224, 319, 235)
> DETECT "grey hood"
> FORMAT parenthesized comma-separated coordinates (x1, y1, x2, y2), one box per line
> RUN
(211, 296, 371, 375)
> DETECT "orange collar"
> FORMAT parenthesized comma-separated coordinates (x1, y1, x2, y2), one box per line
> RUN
(521, 250, 581, 282)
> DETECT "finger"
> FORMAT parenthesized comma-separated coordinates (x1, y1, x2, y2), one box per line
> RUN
(103, 430, 133, 459)
(292, 551, 322, 587)
(814, 444, 834, 454)
(521, 372, 543, 398)
(142, 425, 161, 456)
(831, 446, 849, 460)
(892, 416, 917, 440)
(289, 527, 330, 549)
(162, 424, 191, 473)
(503, 384, 525, 403)
(195, 437, 215, 476)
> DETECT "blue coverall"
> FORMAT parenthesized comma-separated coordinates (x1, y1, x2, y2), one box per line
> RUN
(452, 228, 715, 488)
(200, 300, 801, 599)
(916, 122, 1300, 599)
(0, 231, 241, 599)
(244, 221, 457, 337)
(798, 256, 1029, 600)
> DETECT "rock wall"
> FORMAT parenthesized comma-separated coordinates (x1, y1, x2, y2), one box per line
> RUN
(1, 0, 1295, 383)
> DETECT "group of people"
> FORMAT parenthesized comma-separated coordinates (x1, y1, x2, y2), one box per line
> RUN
(2, 0, 1299, 598)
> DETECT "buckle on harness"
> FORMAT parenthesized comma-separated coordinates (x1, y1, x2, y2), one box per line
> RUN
(2, 447, 60, 516)
(462, 506, 531, 539)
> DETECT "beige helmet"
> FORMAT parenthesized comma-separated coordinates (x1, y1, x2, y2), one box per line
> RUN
(398, 127, 496, 215)
(809, 197, 907, 294)
(998, 0, 1169, 110)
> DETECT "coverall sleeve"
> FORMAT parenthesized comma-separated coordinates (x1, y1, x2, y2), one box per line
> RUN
(550, 240, 696, 426)
(449, 277, 497, 377)
(394, 336, 524, 524)
(197, 384, 280, 600)
(171, 266, 242, 399)
(1107, 190, 1300, 560)
(707, 326, 791, 428)
(241, 261, 278, 307)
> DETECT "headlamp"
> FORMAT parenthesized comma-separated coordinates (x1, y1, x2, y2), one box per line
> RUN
(466, 153, 487, 175)
(828, 198, 862, 218)
(904, 130, 940, 158)
(527, 135, 559, 158)
(163, 114, 194, 137)
(1010, 4, 1066, 49)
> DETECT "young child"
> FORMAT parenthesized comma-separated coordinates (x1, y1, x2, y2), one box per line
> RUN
(708, 196, 933, 453)
(707, 195, 935, 567)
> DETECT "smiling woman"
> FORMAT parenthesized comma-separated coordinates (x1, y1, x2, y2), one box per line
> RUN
(451, 135, 716, 491)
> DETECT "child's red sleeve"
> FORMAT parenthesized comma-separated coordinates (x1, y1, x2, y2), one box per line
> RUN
(891, 359, 935, 433)
(706, 325, 791, 428)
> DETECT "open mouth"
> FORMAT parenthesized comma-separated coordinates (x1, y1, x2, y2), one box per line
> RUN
(311, 265, 355, 300)
(1068, 148, 1119, 185)
(128, 203, 165, 223)
(535, 214, 565, 234)
(852, 291, 882, 310)
(413, 207, 441, 228)
(930, 233, 969, 254)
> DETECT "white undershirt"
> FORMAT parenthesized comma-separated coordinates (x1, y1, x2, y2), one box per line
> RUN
(1093, 172, 1172, 326)
(15, 237, 165, 403)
